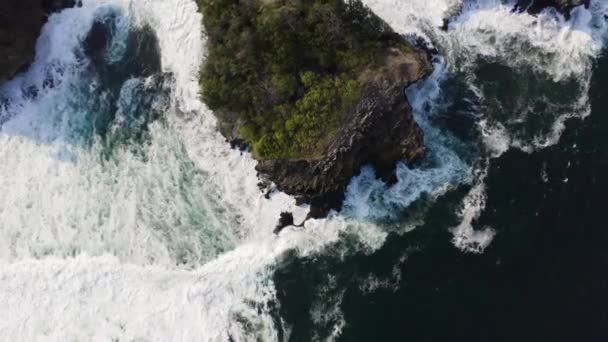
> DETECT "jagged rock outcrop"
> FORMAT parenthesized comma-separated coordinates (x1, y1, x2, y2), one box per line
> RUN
(0, 0, 78, 82)
(514, 0, 591, 18)
(257, 48, 431, 217)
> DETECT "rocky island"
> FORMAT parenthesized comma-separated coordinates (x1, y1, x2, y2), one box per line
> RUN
(198, 0, 432, 218)
(0, 0, 592, 222)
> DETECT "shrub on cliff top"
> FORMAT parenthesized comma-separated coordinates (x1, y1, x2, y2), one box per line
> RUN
(198, 0, 409, 159)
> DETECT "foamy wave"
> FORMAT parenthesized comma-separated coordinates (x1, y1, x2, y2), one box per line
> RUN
(361, 0, 606, 252)
(343, 55, 473, 223)
(0, 255, 278, 341)
(0, 215, 387, 341)
(0, 0, 386, 340)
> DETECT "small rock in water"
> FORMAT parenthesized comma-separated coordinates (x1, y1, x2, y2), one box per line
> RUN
(229, 138, 249, 152)
(306, 205, 331, 221)
(257, 180, 269, 192)
(274, 212, 295, 235)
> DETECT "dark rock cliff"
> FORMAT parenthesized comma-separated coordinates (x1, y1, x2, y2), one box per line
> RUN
(0, 0, 78, 83)
(257, 48, 432, 217)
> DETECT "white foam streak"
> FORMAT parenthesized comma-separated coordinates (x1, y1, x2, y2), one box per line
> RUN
(450, 169, 496, 253)
(309, 276, 347, 342)
(450, 5, 600, 79)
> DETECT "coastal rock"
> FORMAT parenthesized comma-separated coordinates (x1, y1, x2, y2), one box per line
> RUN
(199, 0, 433, 218)
(0, 0, 78, 83)
(274, 212, 295, 234)
(514, 0, 591, 18)
(257, 48, 431, 216)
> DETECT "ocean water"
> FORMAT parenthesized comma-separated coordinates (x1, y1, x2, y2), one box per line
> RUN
(0, 0, 606, 341)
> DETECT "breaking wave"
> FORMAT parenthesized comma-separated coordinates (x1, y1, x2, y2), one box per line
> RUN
(0, 0, 606, 340)
(354, 0, 608, 252)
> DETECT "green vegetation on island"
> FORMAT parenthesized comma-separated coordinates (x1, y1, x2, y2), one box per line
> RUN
(198, 0, 412, 159)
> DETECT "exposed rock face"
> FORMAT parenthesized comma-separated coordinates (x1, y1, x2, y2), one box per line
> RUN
(515, 0, 591, 18)
(257, 49, 431, 216)
(0, 0, 77, 83)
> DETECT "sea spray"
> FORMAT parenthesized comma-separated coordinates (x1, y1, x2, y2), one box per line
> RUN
(0, 0, 388, 340)
(356, 0, 608, 251)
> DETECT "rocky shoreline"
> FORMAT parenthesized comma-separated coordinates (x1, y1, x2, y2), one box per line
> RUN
(263, 0, 593, 222)
(258, 48, 432, 219)
(0, 0, 79, 83)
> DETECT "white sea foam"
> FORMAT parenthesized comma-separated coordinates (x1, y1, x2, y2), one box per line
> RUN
(359, 252, 409, 294)
(450, 168, 496, 253)
(309, 275, 347, 342)
(360, 0, 607, 251)
(0, 0, 607, 339)
(0, 0, 386, 340)
(0, 216, 385, 341)
(0, 0, 245, 266)
(479, 119, 511, 157)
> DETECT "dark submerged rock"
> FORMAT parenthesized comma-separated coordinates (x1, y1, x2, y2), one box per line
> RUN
(514, 0, 591, 19)
(274, 212, 295, 235)
(81, 11, 165, 141)
(0, 0, 78, 83)
(84, 13, 162, 80)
